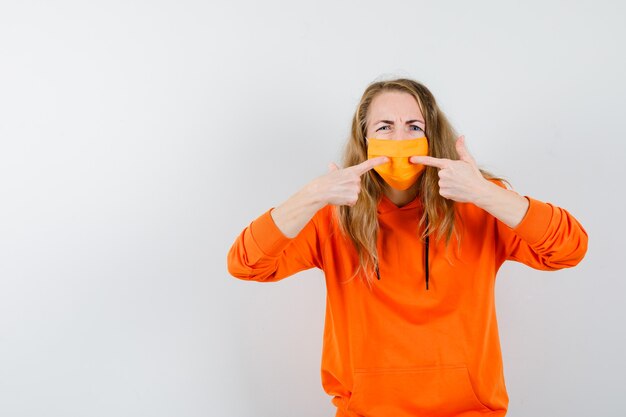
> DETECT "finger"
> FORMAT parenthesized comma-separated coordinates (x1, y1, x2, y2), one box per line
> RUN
(410, 155, 450, 169)
(328, 162, 339, 172)
(351, 156, 390, 175)
(456, 135, 475, 164)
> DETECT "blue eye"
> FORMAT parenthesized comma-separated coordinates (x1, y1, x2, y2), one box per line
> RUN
(376, 125, 423, 132)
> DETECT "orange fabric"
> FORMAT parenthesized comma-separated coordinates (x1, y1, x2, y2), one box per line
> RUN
(227, 181, 588, 417)
(367, 137, 429, 190)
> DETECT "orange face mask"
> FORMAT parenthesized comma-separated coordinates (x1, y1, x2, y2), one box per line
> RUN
(366, 137, 429, 190)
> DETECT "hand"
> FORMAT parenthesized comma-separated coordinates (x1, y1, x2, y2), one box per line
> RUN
(410, 135, 490, 204)
(307, 156, 390, 207)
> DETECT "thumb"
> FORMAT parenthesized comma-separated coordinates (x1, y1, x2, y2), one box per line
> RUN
(456, 135, 475, 164)
(328, 162, 340, 172)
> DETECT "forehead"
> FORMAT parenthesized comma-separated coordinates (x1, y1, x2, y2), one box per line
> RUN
(368, 90, 424, 123)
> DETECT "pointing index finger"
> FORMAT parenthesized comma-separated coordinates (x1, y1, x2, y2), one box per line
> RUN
(351, 156, 390, 175)
(411, 155, 450, 169)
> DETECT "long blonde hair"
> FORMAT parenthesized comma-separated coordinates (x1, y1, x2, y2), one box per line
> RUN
(334, 77, 506, 288)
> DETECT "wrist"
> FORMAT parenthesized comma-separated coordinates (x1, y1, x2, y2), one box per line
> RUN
(271, 185, 327, 239)
(301, 180, 329, 211)
(473, 180, 530, 228)
(471, 178, 499, 208)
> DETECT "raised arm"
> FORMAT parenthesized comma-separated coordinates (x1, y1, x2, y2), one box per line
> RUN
(494, 191, 588, 270)
(411, 135, 530, 228)
(227, 156, 389, 282)
(411, 135, 587, 269)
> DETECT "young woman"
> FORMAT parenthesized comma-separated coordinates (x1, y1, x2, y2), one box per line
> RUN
(227, 78, 588, 417)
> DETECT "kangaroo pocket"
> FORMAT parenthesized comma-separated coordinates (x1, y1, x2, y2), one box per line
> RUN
(345, 364, 490, 417)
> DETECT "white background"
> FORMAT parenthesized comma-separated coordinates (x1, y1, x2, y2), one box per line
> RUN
(1, 1, 624, 416)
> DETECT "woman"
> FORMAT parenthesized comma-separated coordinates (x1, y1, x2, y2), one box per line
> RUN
(227, 78, 588, 417)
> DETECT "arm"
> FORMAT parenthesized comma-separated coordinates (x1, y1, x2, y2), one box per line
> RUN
(270, 184, 326, 238)
(493, 185, 588, 270)
(411, 135, 530, 228)
(226, 205, 324, 282)
(411, 135, 588, 269)
(226, 157, 390, 282)
(270, 157, 388, 237)
(473, 180, 530, 228)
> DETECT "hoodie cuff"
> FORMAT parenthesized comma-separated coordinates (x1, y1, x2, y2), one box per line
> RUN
(511, 196, 554, 246)
(246, 208, 293, 258)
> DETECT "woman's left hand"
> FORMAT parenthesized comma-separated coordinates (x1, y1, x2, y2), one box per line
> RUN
(410, 135, 491, 204)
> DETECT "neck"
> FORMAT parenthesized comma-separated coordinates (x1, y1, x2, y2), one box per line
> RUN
(383, 181, 420, 207)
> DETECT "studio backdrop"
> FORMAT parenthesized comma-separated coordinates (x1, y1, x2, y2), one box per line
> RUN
(0, 1, 624, 416)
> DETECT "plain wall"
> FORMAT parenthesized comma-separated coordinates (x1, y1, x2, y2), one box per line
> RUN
(1, 0, 624, 416)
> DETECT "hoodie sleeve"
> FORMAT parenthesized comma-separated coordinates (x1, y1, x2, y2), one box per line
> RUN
(493, 183, 588, 270)
(226, 207, 324, 282)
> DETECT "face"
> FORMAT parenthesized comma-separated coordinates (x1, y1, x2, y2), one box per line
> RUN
(366, 91, 426, 141)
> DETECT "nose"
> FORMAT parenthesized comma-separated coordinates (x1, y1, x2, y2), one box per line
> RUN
(389, 124, 421, 141)
(390, 131, 403, 141)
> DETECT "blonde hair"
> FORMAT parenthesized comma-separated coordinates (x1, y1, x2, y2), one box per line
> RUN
(334, 77, 506, 289)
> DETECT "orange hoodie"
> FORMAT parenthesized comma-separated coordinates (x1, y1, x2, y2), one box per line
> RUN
(227, 182, 588, 417)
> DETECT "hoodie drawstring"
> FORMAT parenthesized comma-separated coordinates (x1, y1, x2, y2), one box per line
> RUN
(375, 216, 431, 290)
(425, 215, 430, 290)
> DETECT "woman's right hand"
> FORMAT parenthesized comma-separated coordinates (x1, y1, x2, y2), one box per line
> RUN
(305, 156, 390, 207)
(270, 157, 389, 238)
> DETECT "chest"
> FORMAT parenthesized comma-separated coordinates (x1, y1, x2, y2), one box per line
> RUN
(321, 208, 497, 304)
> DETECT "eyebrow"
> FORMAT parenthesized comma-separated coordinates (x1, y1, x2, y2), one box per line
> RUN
(374, 119, 425, 125)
